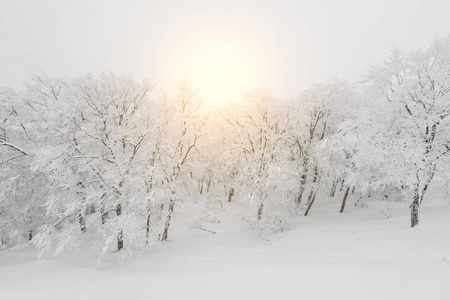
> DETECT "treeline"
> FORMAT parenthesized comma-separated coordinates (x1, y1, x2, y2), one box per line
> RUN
(1, 37, 450, 257)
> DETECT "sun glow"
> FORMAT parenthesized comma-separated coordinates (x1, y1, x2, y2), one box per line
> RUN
(154, 29, 269, 110)
(187, 55, 250, 108)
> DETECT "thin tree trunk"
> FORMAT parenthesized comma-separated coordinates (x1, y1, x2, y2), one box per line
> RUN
(411, 186, 420, 228)
(199, 179, 203, 195)
(257, 201, 264, 221)
(207, 178, 212, 193)
(296, 189, 304, 206)
(339, 179, 345, 192)
(227, 187, 234, 202)
(79, 213, 86, 233)
(101, 206, 108, 225)
(304, 166, 318, 213)
(329, 179, 338, 197)
(117, 230, 123, 251)
(306, 189, 314, 205)
(145, 210, 151, 245)
(161, 198, 175, 242)
(100, 193, 107, 224)
(116, 203, 123, 251)
(339, 186, 350, 213)
(304, 192, 317, 216)
(296, 172, 307, 206)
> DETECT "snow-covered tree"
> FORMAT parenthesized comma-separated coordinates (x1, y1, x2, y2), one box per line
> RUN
(363, 37, 450, 227)
(0, 87, 47, 247)
(151, 82, 205, 241)
(287, 80, 353, 215)
(18, 73, 157, 257)
(218, 89, 289, 221)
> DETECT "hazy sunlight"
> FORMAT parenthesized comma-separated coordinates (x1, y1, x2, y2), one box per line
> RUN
(185, 54, 251, 109)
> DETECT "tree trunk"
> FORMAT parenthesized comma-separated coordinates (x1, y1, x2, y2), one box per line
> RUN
(145, 210, 151, 245)
(161, 198, 175, 242)
(304, 192, 317, 216)
(227, 187, 234, 202)
(207, 178, 212, 193)
(304, 166, 318, 214)
(296, 174, 307, 206)
(199, 179, 203, 195)
(339, 186, 350, 213)
(79, 213, 86, 233)
(411, 188, 420, 228)
(329, 179, 338, 197)
(306, 189, 314, 206)
(101, 206, 108, 225)
(257, 201, 264, 221)
(100, 193, 107, 224)
(116, 203, 123, 251)
(117, 230, 123, 251)
(339, 179, 345, 192)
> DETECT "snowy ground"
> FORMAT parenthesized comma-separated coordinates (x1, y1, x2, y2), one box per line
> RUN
(1, 192, 450, 300)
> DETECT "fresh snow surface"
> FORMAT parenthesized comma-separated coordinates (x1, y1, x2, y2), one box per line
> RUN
(1, 192, 450, 300)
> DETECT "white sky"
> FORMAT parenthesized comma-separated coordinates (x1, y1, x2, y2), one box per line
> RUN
(1, 0, 450, 104)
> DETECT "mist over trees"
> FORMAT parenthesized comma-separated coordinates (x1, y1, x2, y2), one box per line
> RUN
(2, 37, 450, 257)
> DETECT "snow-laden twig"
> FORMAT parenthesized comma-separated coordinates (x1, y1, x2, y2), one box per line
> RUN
(193, 226, 216, 234)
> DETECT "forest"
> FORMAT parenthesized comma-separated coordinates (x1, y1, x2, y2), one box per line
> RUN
(1, 37, 450, 261)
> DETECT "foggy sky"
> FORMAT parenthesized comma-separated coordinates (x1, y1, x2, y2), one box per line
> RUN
(1, 0, 450, 99)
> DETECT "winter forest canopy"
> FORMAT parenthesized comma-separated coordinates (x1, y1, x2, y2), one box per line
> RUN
(2, 37, 450, 260)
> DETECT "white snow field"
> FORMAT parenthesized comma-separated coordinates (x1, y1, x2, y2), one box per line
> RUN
(1, 192, 450, 300)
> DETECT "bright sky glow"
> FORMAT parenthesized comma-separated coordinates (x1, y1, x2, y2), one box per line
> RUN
(169, 36, 258, 108)
(188, 55, 247, 107)
(1, 0, 450, 102)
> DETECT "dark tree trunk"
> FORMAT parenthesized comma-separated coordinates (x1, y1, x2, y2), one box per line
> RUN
(101, 206, 108, 225)
(304, 192, 317, 216)
(161, 198, 175, 242)
(199, 179, 203, 195)
(207, 178, 212, 193)
(339, 186, 350, 213)
(145, 211, 151, 245)
(304, 166, 318, 214)
(329, 179, 338, 197)
(306, 189, 314, 206)
(79, 213, 86, 233)
(87, 204, 95, 214)
(100, 193, 108, 224)
(411, 186, 420, 228)
(227, 187, 234, 202)
(339, 179, 345, 192)
(296, 172, 307, 206)
(117, 230, 123, 251)
(116, 204, 123, 251)
(257, 201, 264, 221)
